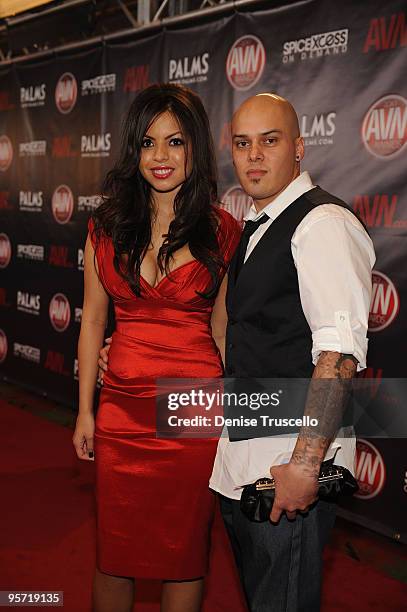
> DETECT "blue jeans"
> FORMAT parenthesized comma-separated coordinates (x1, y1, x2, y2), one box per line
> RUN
(219, 495, 337, 612)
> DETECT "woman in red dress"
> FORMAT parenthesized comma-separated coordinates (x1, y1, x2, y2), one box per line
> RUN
(72, 84, 240, 612)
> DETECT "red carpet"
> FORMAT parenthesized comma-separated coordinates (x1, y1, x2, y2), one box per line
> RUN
(0, 400, 406, 611)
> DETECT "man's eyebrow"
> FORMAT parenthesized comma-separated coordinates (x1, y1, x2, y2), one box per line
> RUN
(232, 129, 282, 139)
(143, 131, 183, 140)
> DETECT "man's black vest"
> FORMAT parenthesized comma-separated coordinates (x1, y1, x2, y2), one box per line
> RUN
(225, 186, 354, 378)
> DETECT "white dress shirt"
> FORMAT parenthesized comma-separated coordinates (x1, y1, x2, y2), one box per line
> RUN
(209, 172, 376, 500)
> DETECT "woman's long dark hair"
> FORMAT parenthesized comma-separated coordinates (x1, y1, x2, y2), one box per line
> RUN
(92, 83, 224, 298)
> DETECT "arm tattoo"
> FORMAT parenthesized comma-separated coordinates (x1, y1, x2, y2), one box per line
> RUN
(291, 352, 357, 476)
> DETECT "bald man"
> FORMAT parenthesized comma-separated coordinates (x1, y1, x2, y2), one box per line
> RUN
(209, 94, 375, 611)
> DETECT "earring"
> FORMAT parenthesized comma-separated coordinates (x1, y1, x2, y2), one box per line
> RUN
(295, 154, 301, 161)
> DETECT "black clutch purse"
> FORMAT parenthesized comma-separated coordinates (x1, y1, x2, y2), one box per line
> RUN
(240, 462, 359, 523)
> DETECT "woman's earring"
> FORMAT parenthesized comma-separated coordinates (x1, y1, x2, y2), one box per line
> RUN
(295, 154, 301, 162)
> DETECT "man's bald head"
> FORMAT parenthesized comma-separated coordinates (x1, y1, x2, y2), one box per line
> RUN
(232, 93, 300, 140)
(230, 92, 304, 210)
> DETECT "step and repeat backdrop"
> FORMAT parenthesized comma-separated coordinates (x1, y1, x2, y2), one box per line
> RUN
(0, 0, 406, 538)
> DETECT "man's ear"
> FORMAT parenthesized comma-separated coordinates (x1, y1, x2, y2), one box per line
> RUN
(295, 136, 304, 161)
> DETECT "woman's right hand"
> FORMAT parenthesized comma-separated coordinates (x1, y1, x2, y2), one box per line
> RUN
(97, 336, 112, 385)
(72, 412, 96, 461)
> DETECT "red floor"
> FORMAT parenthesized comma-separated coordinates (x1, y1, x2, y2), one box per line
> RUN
(0, 400, 406, 611)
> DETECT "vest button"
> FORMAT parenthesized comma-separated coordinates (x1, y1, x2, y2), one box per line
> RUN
(228, 343, 234, 350)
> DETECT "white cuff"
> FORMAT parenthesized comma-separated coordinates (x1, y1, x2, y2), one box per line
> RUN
(312, 326, 368, 371)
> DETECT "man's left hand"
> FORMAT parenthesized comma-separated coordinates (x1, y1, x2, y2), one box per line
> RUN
(269, 462, 319, 523)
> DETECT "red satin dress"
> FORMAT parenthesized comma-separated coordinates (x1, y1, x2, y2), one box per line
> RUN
(88, 208, 241, 579)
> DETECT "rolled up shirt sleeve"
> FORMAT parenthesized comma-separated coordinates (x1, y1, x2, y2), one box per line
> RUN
(291, 205, 376, 371)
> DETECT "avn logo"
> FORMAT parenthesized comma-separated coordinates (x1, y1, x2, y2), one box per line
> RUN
(369, 271, 399, 332)
(353, 194, 407, 228)
(363, 12, 406, 52)
(355, 439, 386, 499)
(49, 293, 71, 332)
(226, 35, 266, 91)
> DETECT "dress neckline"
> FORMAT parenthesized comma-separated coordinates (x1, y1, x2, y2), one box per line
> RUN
(140, 259, 199, 291)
